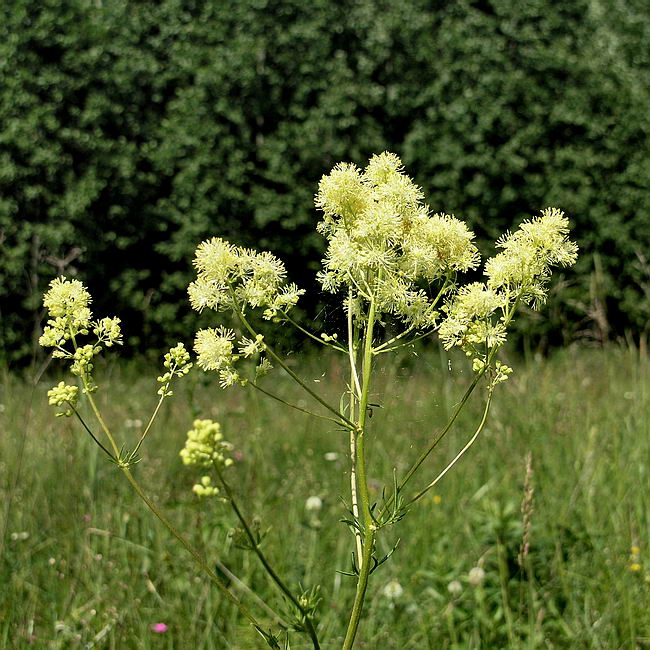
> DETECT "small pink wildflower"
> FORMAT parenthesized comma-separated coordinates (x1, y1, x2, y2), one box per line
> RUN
(83, 514, 91, 522)
(150, 623, 168, 633)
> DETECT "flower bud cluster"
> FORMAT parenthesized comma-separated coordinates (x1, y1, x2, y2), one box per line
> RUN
(93, 317, 123, 347)
(70, 344, 100, 385)
(179, 419, 234, 469)
(47, 381, 79, 417)
(188, 237, 304, 320)
(315, 152, 480, 328)
(157, 343, 193, 397)
(192, 475, 220, 498)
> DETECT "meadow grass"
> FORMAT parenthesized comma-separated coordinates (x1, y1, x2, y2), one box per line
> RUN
(1, 345, 648, 648)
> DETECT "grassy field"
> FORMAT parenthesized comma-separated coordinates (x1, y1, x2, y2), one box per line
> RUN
(1, 345, 649, 648)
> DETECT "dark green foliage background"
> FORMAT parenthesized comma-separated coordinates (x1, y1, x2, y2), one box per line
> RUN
(2, 0, 649, 363)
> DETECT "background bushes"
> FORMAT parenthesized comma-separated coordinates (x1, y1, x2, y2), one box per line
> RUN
(2, 0, 649, 364)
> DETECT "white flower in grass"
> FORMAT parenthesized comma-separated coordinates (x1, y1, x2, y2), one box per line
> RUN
(305, 496, 323, 512)
(468, 566, 486, 586)
(382, 580, 404, 600)
(447, 580, 463, 596)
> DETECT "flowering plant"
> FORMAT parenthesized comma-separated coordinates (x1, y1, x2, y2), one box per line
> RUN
(41, 153, 577, 648)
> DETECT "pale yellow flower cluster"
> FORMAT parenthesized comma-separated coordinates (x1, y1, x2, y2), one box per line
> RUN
(40, 277, 193, 405)
(438, 283, 506, 351)
(186, 153, 577, 387)
(180, 419, 233, 469)
(39, 277, 93, 348)
(315, 152, 480, 329)
(188, 237, 304, 320)
(187, 239, 297, 384)
(192, 327, 268, 388)
(47, 381, 79, 417)
(93, 317, 123, 347)
(485, 208, 579, 307)
(438, 208, 578, 365)
(192, 475, 220, 498)
(157, 343, 193, 397)
(40, 277, 123, 396)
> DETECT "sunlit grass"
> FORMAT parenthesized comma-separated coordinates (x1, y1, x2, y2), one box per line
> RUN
(1, 345, 648, 648)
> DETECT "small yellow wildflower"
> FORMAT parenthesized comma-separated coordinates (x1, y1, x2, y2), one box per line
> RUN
(193, 327, 236, 372)
(192, 476, 219, 498)
(180, 419, 233, 468)
(47, 381, 78, 417)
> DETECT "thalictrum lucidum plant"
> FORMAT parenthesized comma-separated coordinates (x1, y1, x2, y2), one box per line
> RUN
(40, 152, 577, 649)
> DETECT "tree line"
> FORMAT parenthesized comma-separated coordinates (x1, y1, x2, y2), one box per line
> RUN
(2, 0, 649, 364)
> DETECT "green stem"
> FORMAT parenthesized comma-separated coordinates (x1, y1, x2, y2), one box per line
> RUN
(82, 390, 274, 632)
(71, 407, 116, 461)
(376, 294, 523, 518)
(213, 462, 321, 650)
(84, 389, 121, 458)
(342, 292, 378, 650)
(347, 296, 363, 563)
(407, 391, 492, 506)
(374, 328, 437, 355)
(248, 381, 343, 426)
(373, 323, 417, 354)
(279, 310, 347, 353)
(228, 287, 355, 429)
(132, 357, 188, 458)
(347, 291, 362, 400)
(131, 394, 165, 458)
(385, 367, 486, 513)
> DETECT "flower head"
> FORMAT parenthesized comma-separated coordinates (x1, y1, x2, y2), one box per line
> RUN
(447, 580, 463, 597)
(194, 327, 236, 372)
(438, 283, 505, 354)
(180, 419, 233, 468)
(468, 566, 486, 586)
(188, 237, 303, 319)
(485, 208, 578, 307)
(305, 496, 323, 512)
(40, 277, 93, 346)
(43, 277, 92, 322)
(93, 317, 122, 347)
(382, 579, 404, 600)
(47, 381, 78, 417)
(315, 152, 480, 328)
(150, 623, 168, 633)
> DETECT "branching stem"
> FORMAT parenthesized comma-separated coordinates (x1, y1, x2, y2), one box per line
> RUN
(249, 381, 344, 427)
(81, 389, 276, 632)
(213, 462, 321, 650)
(407, 391, 492, 505)
(227, 286, 355, 430)
(279, 310, 347, 353)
